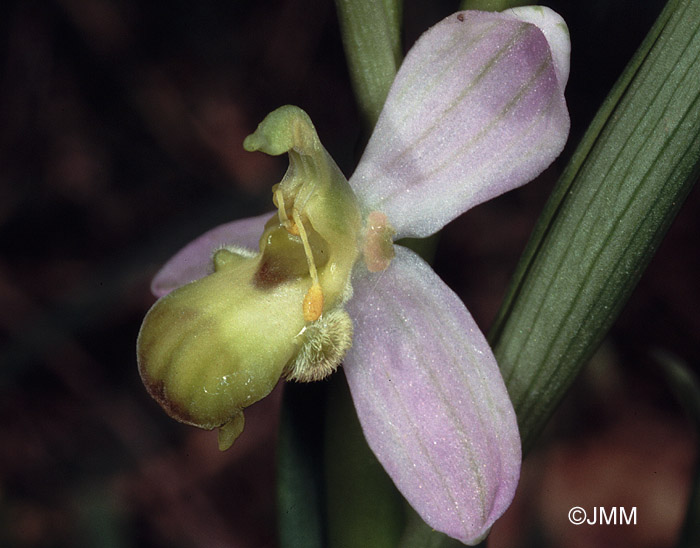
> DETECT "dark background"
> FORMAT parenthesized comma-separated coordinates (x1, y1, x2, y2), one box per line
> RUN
(1, 1, 697, 547)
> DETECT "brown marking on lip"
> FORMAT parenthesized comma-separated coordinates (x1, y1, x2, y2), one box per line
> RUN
(254, 256, 295, 289)
(142, 376, 196, 425)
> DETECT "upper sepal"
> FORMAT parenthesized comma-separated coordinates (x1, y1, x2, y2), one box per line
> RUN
(350, 7, 570, 238)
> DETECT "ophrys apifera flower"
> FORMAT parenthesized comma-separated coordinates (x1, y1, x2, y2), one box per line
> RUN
(138, 6, 570, 543)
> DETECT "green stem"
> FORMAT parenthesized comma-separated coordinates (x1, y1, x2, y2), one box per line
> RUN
(325, 375, 404, 548)
(655, 351, 700, 548)
(334, 0, 403, 129)
(320, 3, 406, 547)
(459, 0, 529, 11)
(277, 384, 327, 548)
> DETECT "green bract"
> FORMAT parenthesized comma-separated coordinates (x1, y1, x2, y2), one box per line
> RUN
(137, 106, 362, 450)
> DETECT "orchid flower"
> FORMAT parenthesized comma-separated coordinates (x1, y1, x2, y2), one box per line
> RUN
(137, 6, 570, 544)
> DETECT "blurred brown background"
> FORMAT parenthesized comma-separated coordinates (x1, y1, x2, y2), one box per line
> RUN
(1, 1, 697, 547)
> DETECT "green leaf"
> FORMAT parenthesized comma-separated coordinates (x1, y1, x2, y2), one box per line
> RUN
(489, 0, 700, 451)
(334, 0, 403, 129)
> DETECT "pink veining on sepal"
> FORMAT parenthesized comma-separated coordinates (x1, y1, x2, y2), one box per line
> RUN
(150, 211, 272, 297)
(350, 8, 570, 239)
(344, 246, 521, 544)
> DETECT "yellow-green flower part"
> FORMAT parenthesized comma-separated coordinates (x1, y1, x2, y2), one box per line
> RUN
(137, 106, 362, 450)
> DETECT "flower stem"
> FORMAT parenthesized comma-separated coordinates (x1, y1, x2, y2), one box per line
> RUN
(655, 351, 700, 548)
(325, 375, 405, 548)
(277, 384, 327, 548)
(334, 0, 403, 129)
(459, 0, 529, 11)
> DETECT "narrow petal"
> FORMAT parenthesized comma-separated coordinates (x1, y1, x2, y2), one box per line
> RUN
(350, 9, 570, 238)
(150, 212, 272, 297)
(343, 246, 521, 544)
